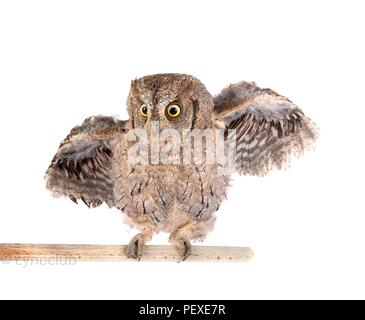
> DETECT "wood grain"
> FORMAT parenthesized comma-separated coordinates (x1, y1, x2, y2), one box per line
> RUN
(0, 243, 253, 263)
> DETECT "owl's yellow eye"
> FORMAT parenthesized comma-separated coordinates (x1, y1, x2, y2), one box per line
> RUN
(166, 104, 181, 118)
(140, 104, 148, 118)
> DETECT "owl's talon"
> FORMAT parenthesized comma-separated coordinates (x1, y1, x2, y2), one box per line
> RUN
(181, 240, 192, 261)
(127, 234, 145, 260)
(169, 223, 194, 261)
(171, 239, 192, 261)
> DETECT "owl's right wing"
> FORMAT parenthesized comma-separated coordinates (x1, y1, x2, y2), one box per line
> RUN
(45, 116, 128, 208)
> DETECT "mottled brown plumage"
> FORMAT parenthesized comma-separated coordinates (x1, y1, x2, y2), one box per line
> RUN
(45, 74, 318, 260)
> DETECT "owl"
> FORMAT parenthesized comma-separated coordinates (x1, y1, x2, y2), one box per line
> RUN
(45, 74, 318, 260)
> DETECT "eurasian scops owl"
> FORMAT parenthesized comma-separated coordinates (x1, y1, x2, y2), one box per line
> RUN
(45, 74, 318, 260)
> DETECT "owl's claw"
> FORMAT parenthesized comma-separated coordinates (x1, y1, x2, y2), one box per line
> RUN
(169, 222, 195, 261)
(181, 240, 192, 261)
(127, 234, 145, 260)
(170, 239, 192, 261)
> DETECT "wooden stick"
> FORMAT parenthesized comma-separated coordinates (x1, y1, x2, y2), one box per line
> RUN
(0, 243, 253, 262)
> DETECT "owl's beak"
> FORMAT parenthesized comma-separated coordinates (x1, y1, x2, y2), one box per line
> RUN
(145, 118, 162, 134)
(150, 107, 161, 122)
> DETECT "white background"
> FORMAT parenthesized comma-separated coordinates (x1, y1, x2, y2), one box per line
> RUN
(0, 0, 364, 300)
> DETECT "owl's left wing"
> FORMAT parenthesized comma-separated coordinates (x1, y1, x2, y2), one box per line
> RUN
(212, 81, 318, 176)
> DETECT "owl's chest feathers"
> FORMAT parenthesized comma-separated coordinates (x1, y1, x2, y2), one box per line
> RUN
(113, 163, 230, 229)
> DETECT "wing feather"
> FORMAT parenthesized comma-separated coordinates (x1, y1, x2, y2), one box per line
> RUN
(45, 116, 128, 207)
(213, 81, 318, 176)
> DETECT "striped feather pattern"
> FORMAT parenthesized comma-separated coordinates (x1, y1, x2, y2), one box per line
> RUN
(213, 82, 318, 176)
(45, 116, 127, 208)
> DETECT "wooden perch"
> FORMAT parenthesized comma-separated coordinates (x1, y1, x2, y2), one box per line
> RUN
(0, 243, 253, 263)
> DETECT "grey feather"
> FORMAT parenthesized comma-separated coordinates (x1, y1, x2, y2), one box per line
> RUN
(213, 81, 318, 176)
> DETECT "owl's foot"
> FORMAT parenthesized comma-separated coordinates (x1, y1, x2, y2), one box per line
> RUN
(175, 239, 192, 261)
(127, 228, 152, 260)
(169, 232, 192, 261)
(170, 221, 197, 261)
(127, 234, 145, 260)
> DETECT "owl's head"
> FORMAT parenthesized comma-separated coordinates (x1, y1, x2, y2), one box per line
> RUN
(127, 74, 214, 130)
